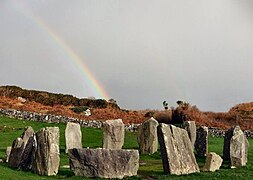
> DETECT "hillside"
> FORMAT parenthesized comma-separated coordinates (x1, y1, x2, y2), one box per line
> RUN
(0, 86, 253, 130)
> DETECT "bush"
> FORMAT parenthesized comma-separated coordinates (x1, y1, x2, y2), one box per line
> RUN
(70, 106, 89, 114)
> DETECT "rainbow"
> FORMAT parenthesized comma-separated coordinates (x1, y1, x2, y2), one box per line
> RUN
(12, 1, 110, 100)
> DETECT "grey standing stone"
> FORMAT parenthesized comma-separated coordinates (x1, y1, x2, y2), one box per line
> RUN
(68, 148, 139, 179)
(8, 138, 24, 168)
(223, 127, 233, 161)
(19, 135, 37, 171)
(65, 122, 82, 153)
(223, 126, 249, 167)
(157, 124, 199, 175)
(5, 146, 12, 163)
(137, 118, 158, 154)
(33, 127, 60, 176)
(203, 152, 223, 172)
(102, 119, 125, 149)
(182, 121, 196, 149)
(8, 126, 35, 169)
(195, 126, 208, 157)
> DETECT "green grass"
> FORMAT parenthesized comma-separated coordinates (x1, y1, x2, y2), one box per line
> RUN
(0, 115, 252, 179)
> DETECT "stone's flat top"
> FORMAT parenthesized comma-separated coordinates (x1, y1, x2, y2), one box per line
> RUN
(104, 119, 123, 125)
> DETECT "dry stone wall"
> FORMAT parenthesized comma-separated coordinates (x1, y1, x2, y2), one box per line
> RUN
(1, 108, 253, 137)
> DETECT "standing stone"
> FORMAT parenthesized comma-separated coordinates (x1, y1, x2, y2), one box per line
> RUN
(65, 122, 82, 153)
(5, 146, 12, 163)
(203, 152, 223, 172)
(182, 121, 196, 149)
(102, 119, 125, 149)
(223, 127, 233, 161)
(223, 126, 249, 167)
(69, 148, 139, 179)
(157, 124, 199, 175)
(137, 118, 158, 154)
(8, 126, 35, 169)
(195, 126, 208, 157)
(33, 127, 60, 176)
(19, 135, 37, 171)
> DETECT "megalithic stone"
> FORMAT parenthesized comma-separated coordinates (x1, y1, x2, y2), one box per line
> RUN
(68, 148, 139, 179)
(102, 119, 125, 149)
(137, 117, 158, 154)
(157, 123, 200, 175)
(33, 127, 60, 176)
(8, 126, 35, 169)
(223, 125, 249, 167)
(182, 121, 196, 149)
(195, 126, 208, 157)
(65, 122, 82, 153)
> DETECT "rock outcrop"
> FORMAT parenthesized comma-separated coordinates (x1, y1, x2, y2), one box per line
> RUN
(137, 118, 158, 154)
(68, 148, 139, 179)
(157, 124, 199, 175)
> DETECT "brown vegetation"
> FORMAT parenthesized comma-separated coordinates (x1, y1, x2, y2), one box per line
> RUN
(0, 86, 253, 130)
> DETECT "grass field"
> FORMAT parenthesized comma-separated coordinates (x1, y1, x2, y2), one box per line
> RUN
(0, 115, 252, 179)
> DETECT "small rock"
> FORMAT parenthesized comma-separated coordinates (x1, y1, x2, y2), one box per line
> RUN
(203, 152, 223, 172)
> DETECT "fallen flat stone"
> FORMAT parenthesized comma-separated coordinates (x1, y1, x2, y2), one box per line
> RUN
(223, 126, 249, 167)
(195, 126, 208, 157)
(65, 122, 82, 153)
(137, 117, 158, 154)
(68, 148, 139, 179)
(102, 119, 125, 149)
(157, 123, 199, 175)
(182, 121, 196, 149)
(33, 127, 60, 176)
(203, 152, 223, 172)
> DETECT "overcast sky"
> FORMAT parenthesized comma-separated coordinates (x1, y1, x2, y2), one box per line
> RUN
(1, 0, 253, 112)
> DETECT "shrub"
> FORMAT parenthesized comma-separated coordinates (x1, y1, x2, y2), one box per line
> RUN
(70, 106, 89, 114)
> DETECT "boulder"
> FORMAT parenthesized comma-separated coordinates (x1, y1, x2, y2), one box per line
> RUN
(195, 126, 208, 157)
(8, 126, 35, 169)
(157, 124, 199, 175)
(68, 148, 139, 179)
(137, 118, 158, 154)
(33, 127, 60, 176)
(65, 122, 82, 153)
(182, 121, 196, 149)
(203, 152, 223, 172)
(223, 126, 249, 167)
(102, 119, 125, 149)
